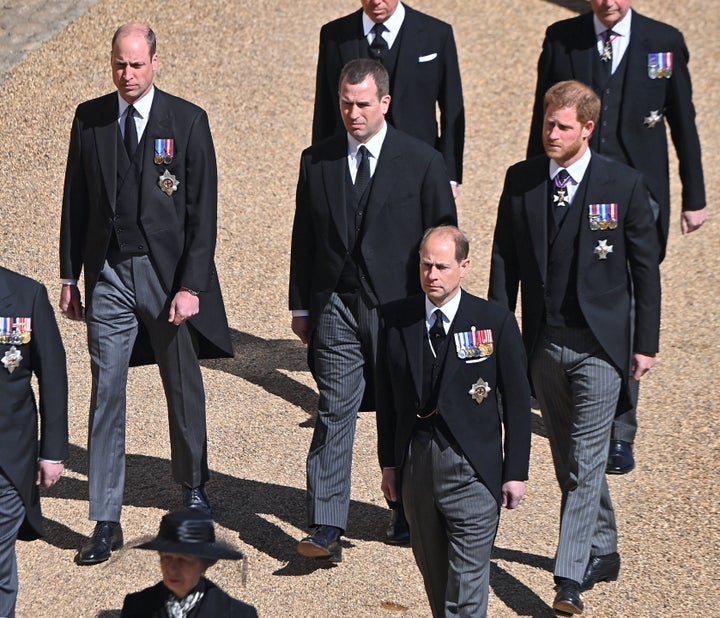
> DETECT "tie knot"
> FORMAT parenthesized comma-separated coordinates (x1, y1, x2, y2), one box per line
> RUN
(429, 310, 445, 339)
(372, 23, 386, 36)
(602, 29, 614, 43)
(555, 169, 570, 186)
(126, 104, 135, 117)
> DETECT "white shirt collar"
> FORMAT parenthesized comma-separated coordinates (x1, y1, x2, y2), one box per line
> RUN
(549, 147, 592, 184)
(347, 121, 388, 160)
(593, 8, 632, 37)
(425, 288, 463, 331)
(117, 85, 155, 119)
(362, 2, 405, 39)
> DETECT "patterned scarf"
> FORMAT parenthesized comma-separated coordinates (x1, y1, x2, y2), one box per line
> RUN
(165, 589, 204, 617)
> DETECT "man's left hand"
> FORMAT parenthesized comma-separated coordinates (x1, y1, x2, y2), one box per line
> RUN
(681, 207, 707, 234)
(631, 352, 656, 380)
(501, 480, 526, 509)
(37, 461, 64, 488)
(168, 290, 200, 325)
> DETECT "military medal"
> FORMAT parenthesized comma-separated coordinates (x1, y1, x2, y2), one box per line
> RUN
(644, 110, 663, 128)
(648, 52, 673, 79)
(588, 204, 618, 231)
(2, 346, 22, 373)
(0, 317, 31, 345)
(594, 239, 614, 260)
(154, 139, 174, 165)
(158, 169, 179, 196)
(468, 378, 491, 404)
(454, 327, 494, 360)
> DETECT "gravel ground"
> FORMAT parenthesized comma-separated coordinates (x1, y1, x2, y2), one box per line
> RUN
(0, 0, 718, 616)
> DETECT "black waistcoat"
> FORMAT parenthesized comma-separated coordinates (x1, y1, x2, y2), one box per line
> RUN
(544, 172, 590, 328)
(591, 48, 631, 166)
(113, 127, 149, 255)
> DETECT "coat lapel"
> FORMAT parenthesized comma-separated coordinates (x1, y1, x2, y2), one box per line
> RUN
(399, 297, 426, 400)
(571, 13, 597, 84)
(363, 125, 400, 229)
(322, 136, 351, 249)
(621, 12, 650, 128)
(523, 160, 550, 283)
(339, 9, 365, 65)
(94, 95, 120, 211)
(140, 89, 175, 212)
(391, 7, 423, 105)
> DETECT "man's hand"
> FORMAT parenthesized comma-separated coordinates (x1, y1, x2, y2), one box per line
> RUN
(168, 290, 200, 325)
(59, 284, 83, 320)
(37, 461, 64, 488)
(291, 316, 309, 344)
(631, 352, 656, 380)
(381, 467, 398, 502)
(681, 207, 707, 235)
(501, 480, 526, 509)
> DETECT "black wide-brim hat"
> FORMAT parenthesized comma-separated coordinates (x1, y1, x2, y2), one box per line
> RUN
(136, 510, 245, 561)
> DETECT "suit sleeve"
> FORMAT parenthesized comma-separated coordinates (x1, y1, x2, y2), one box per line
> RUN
(664, 32, 706, 212)
(288, 155, 314, 311)
(60, 109, 89, 281)
(495, 311, 531, 482)
(436, 24, 465, 184)
(375, 315, 397, 469)
(488, 169, 520, 311)
(624, 175, 662, 355)
(179, 109, 218, 292)
(421, 150, 458, 229)
(527, 31, 553, 158)
(32, 283, 69, 462)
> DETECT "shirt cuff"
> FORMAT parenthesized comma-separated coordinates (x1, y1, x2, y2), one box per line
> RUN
(292, 310, 309, 317)
(61, 279, 77, 286)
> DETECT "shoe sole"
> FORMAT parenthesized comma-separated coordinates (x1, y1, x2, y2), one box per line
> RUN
(553, 599, 583, 614)
(297, 540, 342, 562)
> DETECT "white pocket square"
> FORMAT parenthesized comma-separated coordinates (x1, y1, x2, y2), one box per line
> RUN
(418, 53, 438, 62)
(465, 356, 489, 364)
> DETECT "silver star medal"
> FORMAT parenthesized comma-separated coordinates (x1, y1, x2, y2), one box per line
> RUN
(554, 188, 569, 208)
(644, 110, 662, 128)
(158, 169, 180, 196)
(2, 346, 22, 373)
(468, 378, 491, 404)
(594, 239, 614, 260)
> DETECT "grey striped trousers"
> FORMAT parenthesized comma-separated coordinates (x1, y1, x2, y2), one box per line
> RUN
(530, 325, 620, 583)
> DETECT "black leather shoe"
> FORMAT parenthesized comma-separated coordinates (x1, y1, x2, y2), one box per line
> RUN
(76, 521, 123, 565)
(385, 503, 410, 545)
(182, 484, 211, 515)
(606, 440, 635, 475)
(297, 525, 343, 562)
(581, 552, 620, 591)
(553, 578, 583, 614)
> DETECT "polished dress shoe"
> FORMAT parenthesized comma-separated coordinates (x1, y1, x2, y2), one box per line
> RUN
(385, 503, 410, 545)
(297, 525, 343, 562)
(182, 484, 211, 515)
(581, 552, 620, 591)
(553, 578, 583, 614)
(606, 440, 635, 474)
(76, 521, 123, 565)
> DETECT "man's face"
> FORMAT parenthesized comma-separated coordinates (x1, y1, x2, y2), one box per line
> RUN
(339, 75, 390, 143)
(420, 232, 469, 307)
(111, 32, 158, 103)
(361, 0, 400, 23)
(591, 0, 632, 28)
(542, 105, 594, 167)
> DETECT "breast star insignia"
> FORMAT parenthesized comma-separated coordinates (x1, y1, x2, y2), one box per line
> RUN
(644, 110, 663, 128)
(158, 169, 180, 196)
(594, 239, 614, 260)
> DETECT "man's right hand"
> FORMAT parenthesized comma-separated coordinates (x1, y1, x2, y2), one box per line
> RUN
(291, 315, 309, 344)
(59, 284, 83, 320)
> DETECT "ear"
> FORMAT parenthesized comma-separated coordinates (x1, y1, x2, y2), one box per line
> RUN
(582, 120, 595, 140)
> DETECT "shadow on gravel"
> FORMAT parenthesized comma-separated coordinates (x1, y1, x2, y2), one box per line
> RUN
(201, 329, 318, 416)
(43, 444, 387, 571)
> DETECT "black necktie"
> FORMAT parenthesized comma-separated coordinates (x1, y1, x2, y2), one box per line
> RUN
(369, 23, 388, 59)
(553, 169, 571, 208)
(124, 105, 138, 157)
(354, 145, 371, 195)
(600, 29, 614, 72)
(429, 309, 446, 340)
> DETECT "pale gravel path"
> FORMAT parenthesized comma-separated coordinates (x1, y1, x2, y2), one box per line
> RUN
(0, 1, 718, 616)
